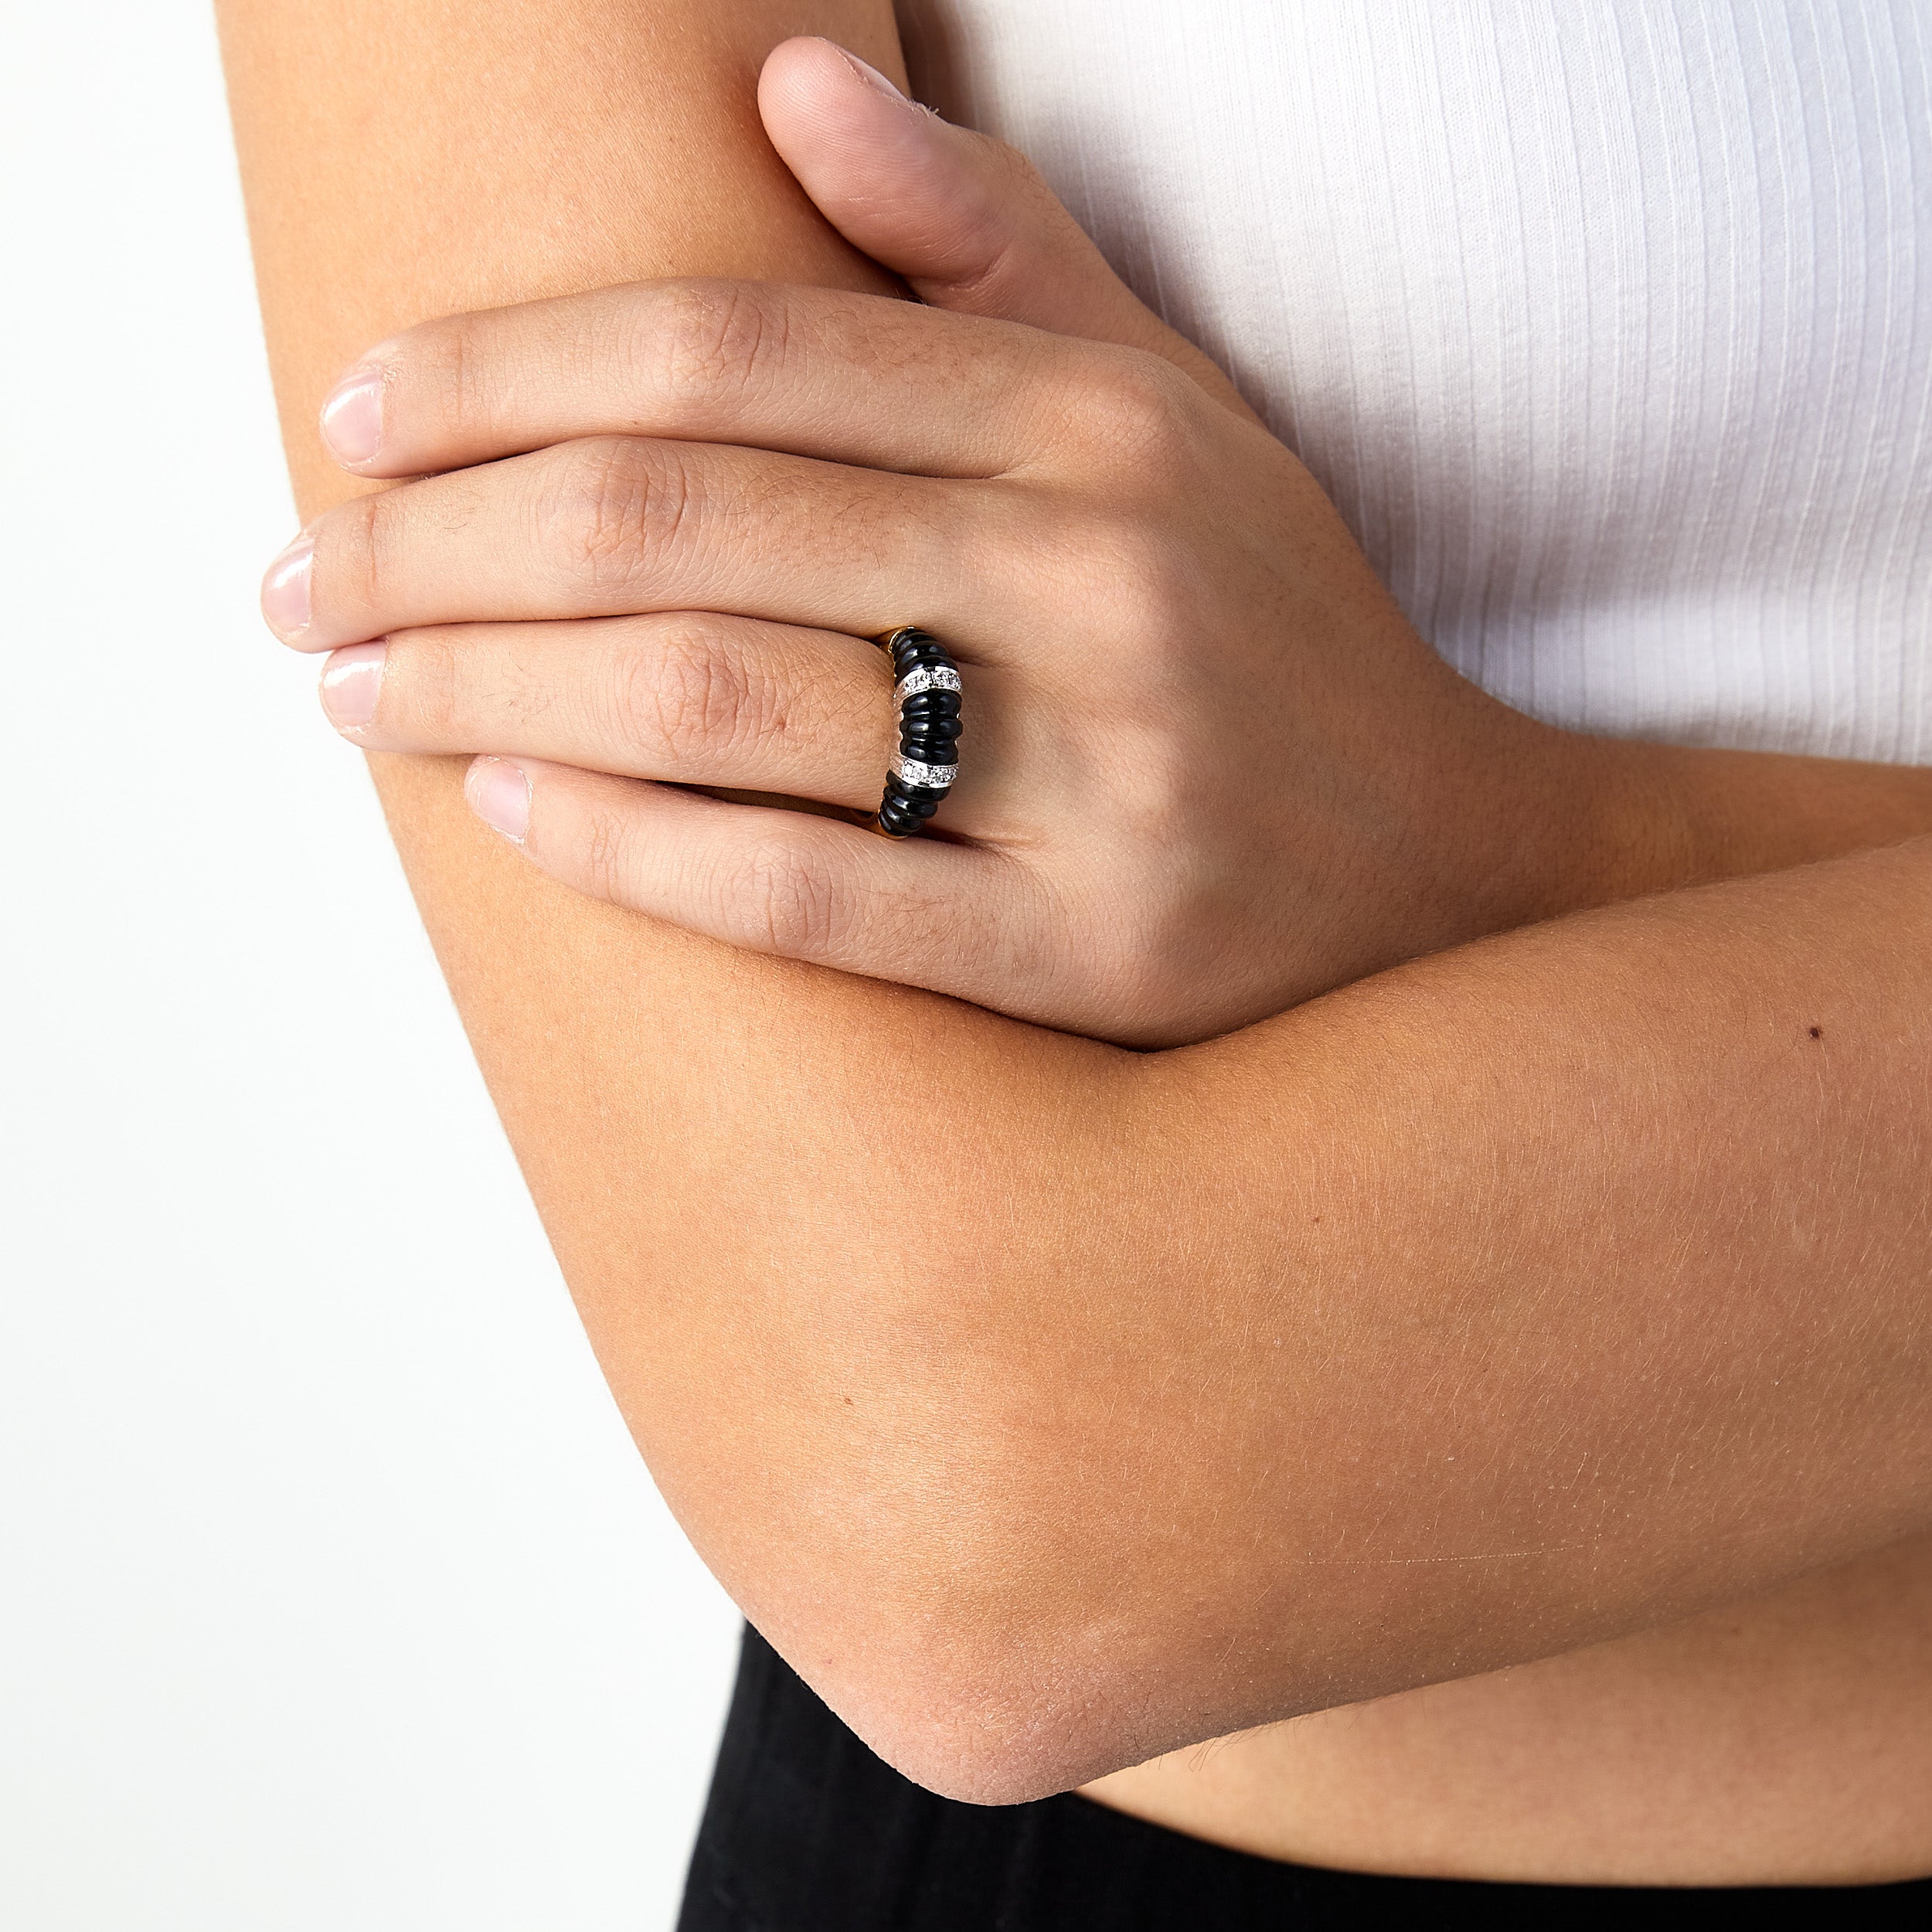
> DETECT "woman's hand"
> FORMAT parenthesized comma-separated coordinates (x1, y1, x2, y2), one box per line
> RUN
(262, 44, 1626, 1045)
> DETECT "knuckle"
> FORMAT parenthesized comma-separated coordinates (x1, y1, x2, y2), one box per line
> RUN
(389, 628, 558, 746)
(577, 799, 636, 903)
(729, 835, 848, 959)
(614, 622, 782, 766)
(325, 489, 390, 618)
(1068, 346, 1194, 466)
(989, 136, 1050, 202)
(925, 136, 1045, 307)
(388, 630, 463, 736)
(651, 278, 787, 405)
(537, 435, 698, 590)
(413, 309, 492, 430)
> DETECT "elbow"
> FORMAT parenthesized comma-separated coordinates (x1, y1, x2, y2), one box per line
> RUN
(805, 1620, 1144, 1808)
(732, 1441, 1165, 1802)
(748, 1465, 1217, 1808)
(802, 1550, 1344, 1806)
(872, 1727, 1100, 1812)
(709, 1117, 1302, 1802)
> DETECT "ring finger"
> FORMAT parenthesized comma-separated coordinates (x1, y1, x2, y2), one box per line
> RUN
(318, 612, 1015, 822)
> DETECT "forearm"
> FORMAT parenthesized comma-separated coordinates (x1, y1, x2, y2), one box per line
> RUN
(625, 838, 1932, 1800)
(1128, 835, 1932, 1729)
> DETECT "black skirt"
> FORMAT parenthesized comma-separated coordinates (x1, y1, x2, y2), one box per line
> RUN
(678, 1624, 1932, 1930)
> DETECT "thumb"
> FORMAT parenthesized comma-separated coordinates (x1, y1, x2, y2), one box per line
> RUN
(757, 37, 1260, 422)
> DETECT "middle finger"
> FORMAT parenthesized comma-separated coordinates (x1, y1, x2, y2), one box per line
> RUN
(265, 434, 1029, 658)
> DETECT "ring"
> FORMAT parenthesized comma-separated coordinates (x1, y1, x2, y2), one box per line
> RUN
(872, 626, 962, 838)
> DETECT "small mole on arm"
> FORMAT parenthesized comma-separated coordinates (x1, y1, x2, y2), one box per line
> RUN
(1808, 1026, 1823, 1039)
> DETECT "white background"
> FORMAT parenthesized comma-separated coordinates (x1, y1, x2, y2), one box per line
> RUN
(0, 5, 740, 1927)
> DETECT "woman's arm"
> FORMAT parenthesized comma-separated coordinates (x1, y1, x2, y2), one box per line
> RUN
(611, 834, 1932, 1806)
(222, 2, 1932, 1804)
(267, 51, 1932, 1048)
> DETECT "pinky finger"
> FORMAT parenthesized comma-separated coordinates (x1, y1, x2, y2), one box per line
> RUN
(464, 755, 1036, 1007)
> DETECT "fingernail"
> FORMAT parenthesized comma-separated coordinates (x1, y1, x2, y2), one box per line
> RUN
(320, 368, 385, 466)
(319, 641, 386, 730)
(466, 758, 531, 842)
(261, 534, 314, 638)
(837, 46, 910, 104)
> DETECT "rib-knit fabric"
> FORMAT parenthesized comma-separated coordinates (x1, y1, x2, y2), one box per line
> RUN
(897, 0, 1932, 764)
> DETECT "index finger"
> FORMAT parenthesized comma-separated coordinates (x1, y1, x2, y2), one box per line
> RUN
(318, 278, 1108, 483)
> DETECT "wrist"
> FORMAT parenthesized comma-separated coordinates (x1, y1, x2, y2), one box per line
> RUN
(1427, 706, 1695, 944)
(1532, 729, 1702, 914)
(1523, 730, 1932, 919)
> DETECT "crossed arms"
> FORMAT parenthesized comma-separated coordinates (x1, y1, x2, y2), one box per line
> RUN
(219, 0, 1932, 1802)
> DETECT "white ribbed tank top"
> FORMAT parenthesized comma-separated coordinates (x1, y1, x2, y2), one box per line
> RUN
(898, 0, 1932, 764)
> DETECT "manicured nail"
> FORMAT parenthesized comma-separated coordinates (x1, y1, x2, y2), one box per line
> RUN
(261, 534, 314, 638)
(466, 758, 531, 842)
(319, 641, 386, 730)
(319, 368, 385, 466)
(836, 46, 910, 104)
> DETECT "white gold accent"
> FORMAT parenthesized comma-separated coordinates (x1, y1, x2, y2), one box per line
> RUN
(891, 753, 958, 790)
(893, 665, 963, 704)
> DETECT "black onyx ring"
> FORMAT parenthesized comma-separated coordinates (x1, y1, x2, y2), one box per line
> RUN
(872, 626, 962, 838)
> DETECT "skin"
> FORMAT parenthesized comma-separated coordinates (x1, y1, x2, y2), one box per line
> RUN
(219, 1, 1932, 1887)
